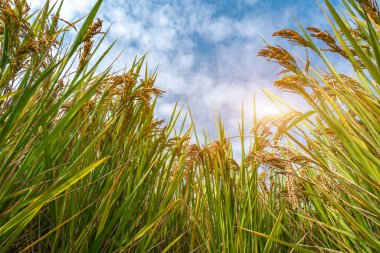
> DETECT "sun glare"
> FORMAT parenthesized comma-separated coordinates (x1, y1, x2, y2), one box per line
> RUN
(257, 103, 281, 117)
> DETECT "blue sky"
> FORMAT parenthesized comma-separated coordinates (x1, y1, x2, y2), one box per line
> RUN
(31, 0, 343, 142)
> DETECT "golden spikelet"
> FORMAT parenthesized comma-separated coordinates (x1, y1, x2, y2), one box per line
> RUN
(83, 18, 103, 42)
(79, 18, 103, 69)
(168, 161, 181, 184)
(185, 144, 203, 169)
(347, 28, 366, 41)
(261, 152, 287, 170)
(200, 139, 240, 174)
(109, 73, 138, 89)
(228, 158, 240, 172)
(245, 150, 260, 167)
(273, 29, 311, 48)
(285, 164, 298, 210)
(307, 27, 336, 45)
(204, 140, 225, 161)
(307, 26, 346, 55)
(275, 146, 314, 166)
(144, 118, 165, 136)
(81, 99, 96, 116)
(99, 74, 163, 107)
(249, 115, 278, 167)
(310, 73, 370, 102)
(359, 0, 380, 25)
(315, 174, 333, 193)
(258, 45, 299, 74)
(253, 110, 306, 145)
(274, 75, 307, 94)
(307, 27, 365, 68)
(166, 135, 191, 155)
(247, 145, 287, 170)
(273, 111, 303, 141)
(1, 1, 18, 26)
(258, 171, 269, 194)
(99, 72, 138, 97)
(169, 143, 203, 183)
(325, 73, 366, 94)
(79, 40, 93, 68)
(131, 77, 164, 107)
(310, 86, 335, 102)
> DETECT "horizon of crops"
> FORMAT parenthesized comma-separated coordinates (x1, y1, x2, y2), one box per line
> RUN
(0, 0, 379, 252)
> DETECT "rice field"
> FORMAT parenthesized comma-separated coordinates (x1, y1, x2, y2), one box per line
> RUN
(0, 0, 379, 252)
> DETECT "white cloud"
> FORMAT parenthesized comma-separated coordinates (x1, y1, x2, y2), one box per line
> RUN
(198, 16, 234, 42)
(29, 0, 93, 20)
(156, 102, 177, 118)
(28, 0, 332, 144)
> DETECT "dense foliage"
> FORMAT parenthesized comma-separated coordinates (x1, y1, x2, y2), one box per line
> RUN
(0, 0, 379, 252)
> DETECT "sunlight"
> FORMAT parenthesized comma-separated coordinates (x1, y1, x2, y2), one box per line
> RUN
(257, 102, 281, 117)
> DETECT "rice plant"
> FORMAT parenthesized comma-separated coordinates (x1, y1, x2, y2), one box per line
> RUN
(258, 0, 380, 251)
(0, 0, 379, 252)
(0, 0, 189, 251)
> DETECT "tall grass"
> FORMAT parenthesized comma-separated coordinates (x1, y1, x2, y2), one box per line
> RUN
(0, 1, 189, 251)
(257, 0, 380, 251)
(0, 0, 379, 252)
